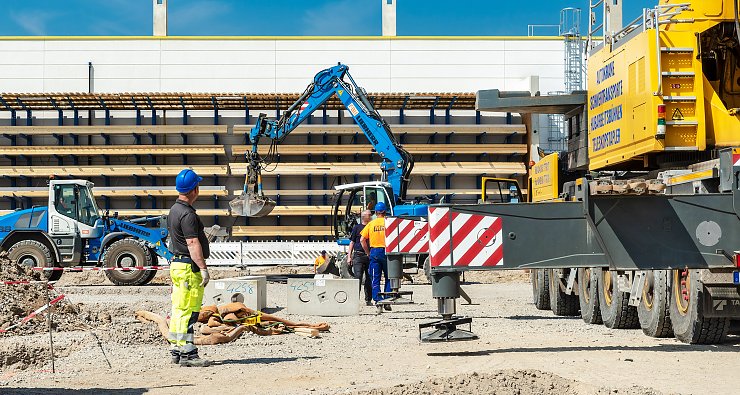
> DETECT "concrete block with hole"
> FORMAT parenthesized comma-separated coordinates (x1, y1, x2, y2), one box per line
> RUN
(203, 276, 267, 311)
(287, 278, 359, 316)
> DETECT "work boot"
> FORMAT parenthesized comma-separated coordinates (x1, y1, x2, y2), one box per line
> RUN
(375, 304, 383, 315)
(383, 304, 392, 311)
(365, 300, 373, 306)
(179, 350, 212, 367)
(170, 349, 181, 364)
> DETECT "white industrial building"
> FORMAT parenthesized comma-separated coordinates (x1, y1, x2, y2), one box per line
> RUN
(0, 37, 565, 94)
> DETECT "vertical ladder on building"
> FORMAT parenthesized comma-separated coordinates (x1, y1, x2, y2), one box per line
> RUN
(561, 8, 583, 93)
(546, 91, 566, 152)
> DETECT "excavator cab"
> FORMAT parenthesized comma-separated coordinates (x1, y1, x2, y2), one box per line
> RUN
(332, 181, 394, 242)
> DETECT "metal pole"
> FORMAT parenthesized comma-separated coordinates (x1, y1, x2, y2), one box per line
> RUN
(88, 61, 94, 126)
(45, 283, 56, 373)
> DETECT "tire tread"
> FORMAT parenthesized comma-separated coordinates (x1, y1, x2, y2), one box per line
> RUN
(550, 269, 580, 316)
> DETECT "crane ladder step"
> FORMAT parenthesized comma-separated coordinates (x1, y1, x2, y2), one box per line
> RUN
(666, 120, 699, 126)
(663, 96, 697, 102)
(662, 71, 695, 77)
(661, 47, 693, 53)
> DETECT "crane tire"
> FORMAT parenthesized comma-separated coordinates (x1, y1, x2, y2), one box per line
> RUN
(669, 269, 730, 344)
(548, 269, 580, 316)
(578, 267, 602, 324)
(637, 270, 673, 338)
(530, 269, 550, 310)
(729, 320, 740, 336)
(598, 269, 639, 329)
(8, 240, 61, 281)
(102, 239, 156, 286)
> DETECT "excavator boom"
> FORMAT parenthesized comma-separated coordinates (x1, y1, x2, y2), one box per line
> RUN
(230, 63, 413, 217)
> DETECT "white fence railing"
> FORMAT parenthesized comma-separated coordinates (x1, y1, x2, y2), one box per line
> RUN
(205, 241, 344, 267)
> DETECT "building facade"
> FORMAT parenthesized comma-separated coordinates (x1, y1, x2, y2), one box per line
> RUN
(0, 36, 565, 239)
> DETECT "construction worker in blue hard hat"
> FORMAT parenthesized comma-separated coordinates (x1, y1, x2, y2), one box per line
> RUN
(167, 169, 212, 367)
(360, 202, 392, 315)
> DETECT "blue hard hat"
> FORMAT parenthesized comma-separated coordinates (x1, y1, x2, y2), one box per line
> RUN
(374, 202, 387, 212)
(175, 169, 203, 193)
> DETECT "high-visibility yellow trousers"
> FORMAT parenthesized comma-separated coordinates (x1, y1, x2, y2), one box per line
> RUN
(168, 261, 204, 353)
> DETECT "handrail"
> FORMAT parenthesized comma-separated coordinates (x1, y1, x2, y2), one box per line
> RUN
(228, 161, 527, 176)
(0, 145, 225, 156)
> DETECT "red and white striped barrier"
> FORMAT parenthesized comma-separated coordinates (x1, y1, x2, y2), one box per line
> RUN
(428, 206, 504, 268)
(0, 294, 65, 333)
(31, 265, 167, 272)
(385, 217, 429, 254)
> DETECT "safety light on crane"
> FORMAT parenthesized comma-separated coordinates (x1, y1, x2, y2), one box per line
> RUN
(657, 104, 667, 139)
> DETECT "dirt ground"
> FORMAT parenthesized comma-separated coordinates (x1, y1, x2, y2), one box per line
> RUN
(1, 267, 737, 395)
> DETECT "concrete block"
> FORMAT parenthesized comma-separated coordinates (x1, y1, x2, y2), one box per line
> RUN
(203, 276, 267, 311)
(287, 278, 359, 316)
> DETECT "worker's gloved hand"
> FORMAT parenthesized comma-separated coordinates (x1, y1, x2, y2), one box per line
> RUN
(200, 269, 210, 287)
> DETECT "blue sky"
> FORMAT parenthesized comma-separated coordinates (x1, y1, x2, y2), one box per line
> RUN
(0, 0, 655, 36)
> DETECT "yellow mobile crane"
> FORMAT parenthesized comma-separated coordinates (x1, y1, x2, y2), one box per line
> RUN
(420, 0, 740, 344)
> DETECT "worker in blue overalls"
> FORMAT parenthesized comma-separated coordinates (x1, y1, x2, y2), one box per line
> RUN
(360, 202, 392, 315)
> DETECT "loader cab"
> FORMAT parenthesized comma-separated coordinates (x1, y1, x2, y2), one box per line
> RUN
(48, 180, 104, 263)
(479, 177, 523, 204)
(331, 181, 394, 242)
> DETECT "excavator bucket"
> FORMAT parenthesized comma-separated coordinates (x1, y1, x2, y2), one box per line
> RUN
(229, 192, 276, 217)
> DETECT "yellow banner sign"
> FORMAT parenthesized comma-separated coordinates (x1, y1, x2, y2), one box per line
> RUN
(530, 153, 559, 202)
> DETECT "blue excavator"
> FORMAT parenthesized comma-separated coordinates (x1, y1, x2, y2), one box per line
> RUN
(230, 63, 432, 302)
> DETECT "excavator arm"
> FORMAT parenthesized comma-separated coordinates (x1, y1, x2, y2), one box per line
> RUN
(230, 63, 414, 217)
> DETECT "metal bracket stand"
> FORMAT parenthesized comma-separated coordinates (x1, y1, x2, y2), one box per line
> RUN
(419, 316, 476, 342)
(628, 271, 646, 307)
(420, 270, 478, 342)
(565, 268, 578, 295)
(378, 254, 413, 305)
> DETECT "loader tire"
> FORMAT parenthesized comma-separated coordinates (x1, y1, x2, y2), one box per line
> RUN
(338, 252, 353, 279)
(548, 269, 579, 316)
(8, 240, 62, 281)
(669, 269, 730, 344)
(102, 239, 156, 286)
(577, 267, 602, 324)
(598, 269, 639, 329)
(637, 270, 673, 338)
(530, 269, 550, 310)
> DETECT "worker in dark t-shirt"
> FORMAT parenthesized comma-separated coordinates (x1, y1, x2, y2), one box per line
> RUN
(167, 169, 211, 367)
(348, 210, 372, 305)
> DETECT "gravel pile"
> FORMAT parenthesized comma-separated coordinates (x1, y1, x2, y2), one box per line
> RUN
(0, 255, 68, 335)
(351, 370, 664, 395)
(0, 256, 112, 336)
